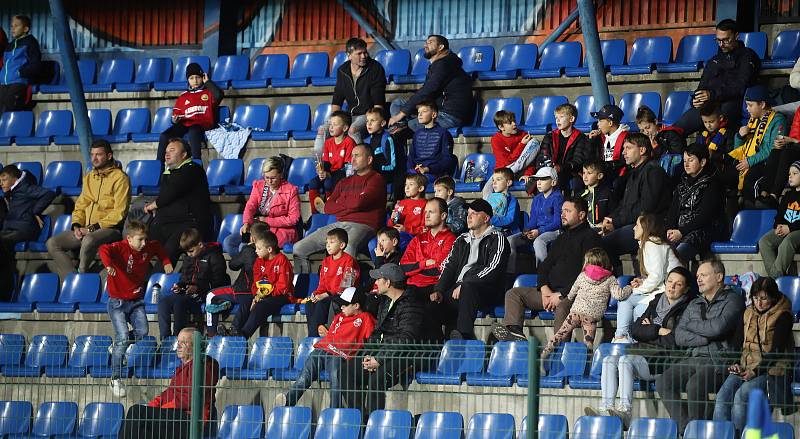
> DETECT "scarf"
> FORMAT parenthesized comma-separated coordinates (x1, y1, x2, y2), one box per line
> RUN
(702, 119, 728, 152)
(258, 184, 274, 216)
(729, 110, 776, 190)
(652, 293, 675, 326)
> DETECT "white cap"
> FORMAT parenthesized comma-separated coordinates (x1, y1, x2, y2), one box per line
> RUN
(533, 166, 558, 184)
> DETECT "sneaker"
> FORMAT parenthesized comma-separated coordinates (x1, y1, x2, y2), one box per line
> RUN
(608, 407, 631, 429)
(492, 325, 526, 342)
(206, 301, 231, 314)
(110, 379, 127, 397)
(611, 336, 632, 344)
(584, 406, 609, 417)
(274, 393, 287, 407)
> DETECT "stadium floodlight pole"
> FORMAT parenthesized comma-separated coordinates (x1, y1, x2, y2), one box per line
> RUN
(48, 0, 92, 165)
(189, 331, 205, 439)
(538, 7, 579, 56)
(577, 0, 612, 108)
(337, 0, 395, 51)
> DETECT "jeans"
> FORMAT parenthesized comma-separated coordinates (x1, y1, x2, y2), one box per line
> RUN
(285, 349, 344, 407)
(390, 98, 464, 132)
(614, 293, 654, 339)
(292, 221, 374, 273)
(532, 230, 560, 265)
(655, 357, 726, 432)
(313, 114, 367, 156)
(600, 354, 657, 410)
(713, 373, 770, 434)
(759, 229, 800, 278)
(107, 298, 148, 379)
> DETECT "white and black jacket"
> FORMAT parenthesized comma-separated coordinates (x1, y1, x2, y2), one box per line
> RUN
(436, 226, 509, 291)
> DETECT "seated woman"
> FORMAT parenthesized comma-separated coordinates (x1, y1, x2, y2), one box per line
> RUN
(223, 156, 301, 256)
(584, 266, 694, 427)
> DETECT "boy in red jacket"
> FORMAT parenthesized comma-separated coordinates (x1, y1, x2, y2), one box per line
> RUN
(387, 173, 428, 235)
(306, 228, 360, 337)
(309, 110, 358, 213)
(98, 220, 173, 397)
(242, 231, 294, 338)
(276, 286, 375, 408)
(157, 62, 224, 161)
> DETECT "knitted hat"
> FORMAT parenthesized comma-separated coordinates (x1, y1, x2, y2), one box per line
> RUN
(185, 62, 204, 79)
(791, 160, 800, 173)
(744, 85, 769, 103)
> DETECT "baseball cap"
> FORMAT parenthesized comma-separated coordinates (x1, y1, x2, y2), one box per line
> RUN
(590, 104, 624, 123)
(466, 199, 493, 217)
(533, 166, 558, 184)
(369, 263, 407, 283)
(333, 286, 366, 306)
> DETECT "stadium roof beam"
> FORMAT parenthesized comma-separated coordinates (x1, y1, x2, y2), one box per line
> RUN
(338, 0, 395, 51)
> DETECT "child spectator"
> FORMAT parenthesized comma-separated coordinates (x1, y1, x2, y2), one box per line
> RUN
(157, 63, 223, 161)
(387, 173, 428, 235)
(588, 105, 630, 179)
(433, 176, 467, 235)
(486, 110, 539, 196)
(408, 101, 457, 183)
(306, 228, 360, 337)
(538, 103, 592, 195)
(242, 231, 294, 338)
(309, 111, 358, 213)
(374, 227, 402, 267)
(636, 105, 685, 157)
(540, 247, 616, 358)
(157, 228, 229, 340)
(697, 102, 738, 192)
(99, 220, 173, 397)
(507, 167, 563, 272)
(580, 161, 614, 231)
(275, 287, 376, 408)
(487, 167, 520, 235)
(364, 107, 406, 200)
(759, 160, 800, 277)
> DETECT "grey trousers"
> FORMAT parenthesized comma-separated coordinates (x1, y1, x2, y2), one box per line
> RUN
(758, 229, 800, 278)
(46, 228, 121, 277)
(292, 221, 374, 274)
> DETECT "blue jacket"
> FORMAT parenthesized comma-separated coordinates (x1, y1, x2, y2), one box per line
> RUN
(1, 174, 55, 241)
(1, 34, 41, 86)
(408, 123, 456, 176)
(526, 190, 564, 233)
(490, 193, 520, 232)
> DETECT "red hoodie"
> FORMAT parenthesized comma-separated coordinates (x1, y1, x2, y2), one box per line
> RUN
(148, 357, 219, 421)
(387, 198, 427, 235)
(313, 252, 360, 296)
(250, 252, 294, 297)
(400, 227, 457, 287)
(314, 311, 376, 359)
(99, 239, 171, 300)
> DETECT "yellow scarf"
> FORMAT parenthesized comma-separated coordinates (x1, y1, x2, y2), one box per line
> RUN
(729, 110, 775, 190)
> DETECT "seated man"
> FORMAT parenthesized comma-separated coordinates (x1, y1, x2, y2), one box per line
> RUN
(120, 328, 219, 439)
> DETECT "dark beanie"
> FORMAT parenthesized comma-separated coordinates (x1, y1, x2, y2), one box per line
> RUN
(185, 62, 204, 79)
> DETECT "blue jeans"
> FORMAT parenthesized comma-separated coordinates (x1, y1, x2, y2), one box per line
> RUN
(614, 293, 653, 339)
(107, 298, 148, 379)
(285, 349, 344, 408)
(390, 98, 464, 132)
(713, 373, 770, 433)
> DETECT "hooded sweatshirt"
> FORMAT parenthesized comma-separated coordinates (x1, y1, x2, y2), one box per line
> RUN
(566, 265, 615, 321)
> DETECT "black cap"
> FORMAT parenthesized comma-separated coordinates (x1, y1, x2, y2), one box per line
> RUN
(744, 85, 769, 103)
(590, 104, 624, 123)
(333, 286, 367, 306)
(467, 199, 493, 217)
(185, 62, 204, 79)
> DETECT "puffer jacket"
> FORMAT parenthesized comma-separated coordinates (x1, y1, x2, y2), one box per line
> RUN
(400, 51, 474, 123)
(1, 174, 55, 240)
(364, 288, 425, 364)
(627, 291, 694, 375)
(698, 41, 760, 104)
(71, 164, 131, 230)
(666, 166, 723, 253)
(242, 179, 300, 247)
(177, 242, 230, 300)
(674, 285, 745, 366)
(740, 296, 794, 376)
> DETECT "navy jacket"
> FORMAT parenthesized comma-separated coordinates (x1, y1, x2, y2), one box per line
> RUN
(408, 123, 456, 176)
(1, 34, 41, 86)
(1, 175, 55, 240)
(400, 52, 474, 123)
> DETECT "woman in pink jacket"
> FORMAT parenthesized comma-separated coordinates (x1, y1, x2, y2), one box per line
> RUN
(223, 156, 301, 255)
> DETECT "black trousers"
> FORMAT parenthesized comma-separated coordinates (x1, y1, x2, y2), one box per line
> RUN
(239, 295, 289, 338)
(764, 146, 800, 197)
(157, 124, 205, 162)
(675, 99, 743, 137)
(435, 281, 498, 339)
(655, 357, 727, 432)
(0, 229, 34, 302)
(120, 405, 191, 439)
(158, 294, 201, 340)
(305, 296, 334, 337)
(0, 83, 27, 114)
(339, 350, 415, 423)
(407, 285, 445, 343)
(149, 221, 199, 265)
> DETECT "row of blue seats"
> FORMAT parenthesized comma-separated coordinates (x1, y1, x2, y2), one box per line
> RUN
(31, 31, 800, 95)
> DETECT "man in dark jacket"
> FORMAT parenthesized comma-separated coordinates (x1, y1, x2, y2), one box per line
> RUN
(675, 19, 760, 136)
(432, 199, 509, 340)
(144, 138, 212, 264)
(0, 15, 41, 114)
(656, 258, 745, 433)
(388, 34, 473, 132)
(339, 264, 424, 422)
(494, 196, 602, 341)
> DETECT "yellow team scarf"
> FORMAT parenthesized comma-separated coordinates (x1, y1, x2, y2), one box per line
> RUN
(728, 110, 775, 190)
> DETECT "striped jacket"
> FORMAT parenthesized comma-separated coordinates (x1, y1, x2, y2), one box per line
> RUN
(436, 226, 509, 291)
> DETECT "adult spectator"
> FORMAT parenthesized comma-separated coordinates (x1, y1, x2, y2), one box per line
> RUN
(433, 199, 509, 340)
(493, 197, 602, 341)
(143, 138, 212, 264)
(601, 133, 671, 273)
(713, 277, 794, 437)
(674, 19, 759, 136)
(665, 143, 724, 261)
(293, 144, 386, 273)
(47, 140, 131, 278)
(773, 57, 800, 118)
(0, 15, 41, 114)
(0, 165, 54, 301)
(388, 35, 473, 132)
(400, 197, 458, 341)
(224, 156, 300, 255)
(119, 328, 219, 439)
(339, 264, 423, 421)
(315, 37, 386, 152)
(655, 259, 745, 433)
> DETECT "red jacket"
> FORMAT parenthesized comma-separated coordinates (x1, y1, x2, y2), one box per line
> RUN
(173, 87, 219, 130)
(315, 311, 376, 359)
(791, 105, 800, 140)
(148, 357, 219, 422)
(314, 252, 360, 296)
(599, 129, 629, 176)
(491, 131, 528, 168)
(400, 228, 457, 287)
(387, 198, 427, 235)
(325, 170, 387, 231)
(251, 253, 294, 298)
(323, 136, 357, 172)
(99, 240, 171, 300)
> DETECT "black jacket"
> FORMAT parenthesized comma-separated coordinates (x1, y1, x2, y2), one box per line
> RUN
(665, 166, 724, 252)
(155, 160, 212, 239)
(627, 291, 694, 375)
(774, 189, 800, 231)
(698, 42, 760, 104)
(401, 52, 474, 123)
(538, 129, 593, 176)
(654, 126, 686, 156)
(609, 159, 671, 227)
(365, 288, 425, 364)
(581, 183, 616, 228)
(331, 58, 386, 117)
(178, 242, 230, 300)
(229, 244, 257, 293)
(437, 226, 510, 291)
(537, 221, 603, 296)
(0, 174, 55, 240)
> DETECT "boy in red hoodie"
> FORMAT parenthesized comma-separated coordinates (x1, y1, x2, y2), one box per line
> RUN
(306, 228, 360, 337)
(99, 220, 173, 397)
(276, 286, 375, 408)
(387, 173, 428, 236)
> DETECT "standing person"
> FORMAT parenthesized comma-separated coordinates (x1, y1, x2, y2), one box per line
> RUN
(0, 15, 40, 114)
(99, 220, 173, 397)
(47, 140, 131, 278)
(759, 160, 800, 277)
(156, 63, 223, 161)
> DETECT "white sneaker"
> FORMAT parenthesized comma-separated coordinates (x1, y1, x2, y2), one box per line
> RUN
(274, 393, 287, 407)
(110, 379, 127, 397)
(584, 406, 609, 417)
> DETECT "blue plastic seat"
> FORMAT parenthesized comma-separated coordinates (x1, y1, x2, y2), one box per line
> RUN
(662, 91, 694, 126)
(12, 161, 44, 185)
(233, 104, 270, 135)
(569, 343, 626, 389)
(273, 336, 320, 381)
(775, 276, 800, 321)
(101, 108, 151, 143)
(27, 401, 78, 437)
(657, 34, 717, 73)
(520, 415, 568, 439)
(216, 214, 244, 250)
(465, 413, 515, 439)
(16, 110, 73, 146)
(54, 108, 113, 145)
(46, 335, 112, 377)
(126, 160, 162, 195)
(574, 416, 623, 439)
(39, 59, 96, 93)
(415, 411, 464, 439)
(117, 57, 173, 92)
(314, 408, 361, 439)
(462, 98, 524, 137)
(494, 274, 537, 320)
(293, 103, 333, 140)
(466, 341, 528, 387)
(364, 409, 413, 439)
(3, 334, 69, 377)
(0, 334, 25, 370)
(72, 402, 124, 438)
(84, 58, 134, 92)
(37, 273, 101, 313)
(0, 400, 32, 435)
(226, 336, 293, 380)
(458, 45, 495, 74)
(154, 55, 211, 91)
(416, 340, 486, 385)
(232, 54, 289, 89)
(478, 44, 538, 80)
(522, 95, 569, 134)
(574, 95, 616, 132)
(628, 418, 678, 439)
(0, 111, 34, 145)
(144, 273, 182, 313)
(42, 160, 82, 196)
(226, 158, 265, 195)
(131, 106, 173, 143)
(763, 30, 800, 69)
(455, 153, 495, 192)
(91, 335, 157, 378)
(539, 342, 588, 388)
(265, 406, 312, 439)
(395, 49, 431, 84)
(375, 49, 412, 82)
(739, 32, 768, 59)
(286, 157, 317, 194)
(566, 39, 627, 77)
(212, 55, 250, 89)
(610, 37, 672, 75)
(215, 405, 263, 439)
(206, 159, 244, 195)
(618, 92, 662, 125)
(135, 336, 180, 378)
(291, 274, 320, 306)
(311, 51, 347, 86)
(14, 215, 51, 252)
(78, 280, 112, 314)
(206, 336, 248, 374)
(711, 209, 776, 253)
(522, 42, 582, 78)
(684, 420, 734, 439)
(272, 52, 329, 88)
(255, 103, 311, 141)
(0, 273, 59, 313)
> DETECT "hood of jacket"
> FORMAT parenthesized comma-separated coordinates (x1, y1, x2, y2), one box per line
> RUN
(584, 264, 612, 282)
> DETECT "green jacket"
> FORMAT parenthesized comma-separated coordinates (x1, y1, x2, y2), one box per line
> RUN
(733, 111, 788, 167)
